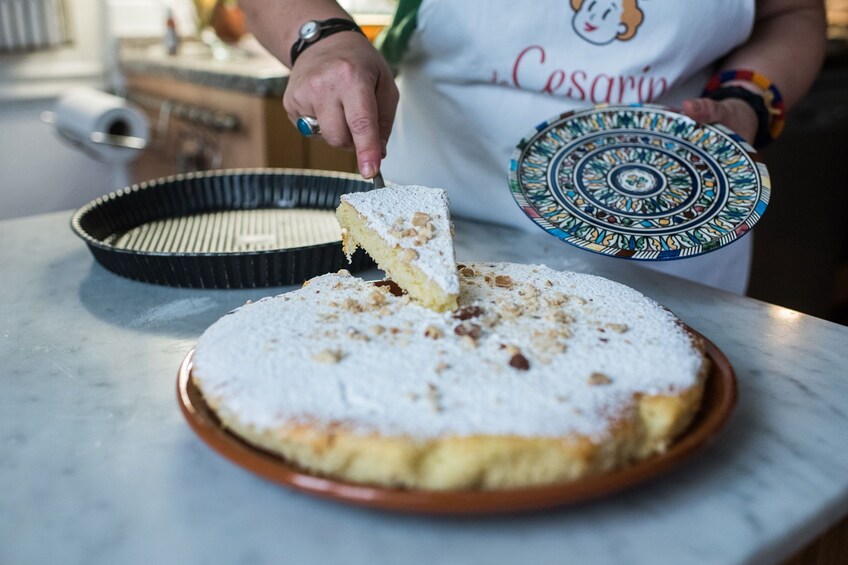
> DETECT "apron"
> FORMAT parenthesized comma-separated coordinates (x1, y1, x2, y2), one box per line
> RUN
(379, 0, 757, 293)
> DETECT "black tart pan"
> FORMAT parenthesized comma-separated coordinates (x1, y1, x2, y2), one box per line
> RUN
(71, 168, 375, 288)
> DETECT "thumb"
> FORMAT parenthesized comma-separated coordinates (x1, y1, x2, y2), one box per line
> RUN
(682, 97, 757, 144)
(681, 97, 727, 125)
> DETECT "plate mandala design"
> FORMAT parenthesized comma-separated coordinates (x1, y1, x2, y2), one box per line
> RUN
(509, 104, 771, 260)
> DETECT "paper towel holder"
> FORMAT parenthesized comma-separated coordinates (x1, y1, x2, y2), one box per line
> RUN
(41, 111, 148, 150)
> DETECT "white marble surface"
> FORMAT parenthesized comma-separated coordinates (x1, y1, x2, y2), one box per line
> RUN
(2, 211, 847, 565)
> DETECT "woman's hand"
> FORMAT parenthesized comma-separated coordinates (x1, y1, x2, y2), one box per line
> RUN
(681, 97, 758, 145)
(284, 32, 398, 178)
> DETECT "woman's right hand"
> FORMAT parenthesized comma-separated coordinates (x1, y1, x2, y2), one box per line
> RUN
(283, 31, 398, 179)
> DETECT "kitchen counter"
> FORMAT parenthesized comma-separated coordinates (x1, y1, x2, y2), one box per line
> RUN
(119, 40, 289, 97)
(118, 41, 356, 181)
(2, 210, 847, 565)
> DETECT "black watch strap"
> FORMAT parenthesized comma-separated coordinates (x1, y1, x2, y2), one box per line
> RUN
(290, 18, 364, 66)
(704, 85, 772, 149)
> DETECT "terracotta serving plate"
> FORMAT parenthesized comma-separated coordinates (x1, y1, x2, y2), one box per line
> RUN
(177, 329, 736, 515)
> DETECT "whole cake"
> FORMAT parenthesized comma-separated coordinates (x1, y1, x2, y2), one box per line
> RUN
(191, 262, 708, 491)
(336, 185, 459, 312)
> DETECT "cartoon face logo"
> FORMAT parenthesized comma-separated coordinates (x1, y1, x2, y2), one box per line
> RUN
(570, 0, 644, 45)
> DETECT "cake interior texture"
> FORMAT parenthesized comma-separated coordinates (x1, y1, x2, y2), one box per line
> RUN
(336, 185, 459, 312)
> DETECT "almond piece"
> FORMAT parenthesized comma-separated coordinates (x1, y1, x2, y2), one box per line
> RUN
(452, 305, 484, 320)
(313, 349, 344, 364)
(509, 352, 530, 370)
(411, 212, 431, 226)
(588, 372, 612, 385)
(454, 322, 482, 339)
(424, 325, 444, 339)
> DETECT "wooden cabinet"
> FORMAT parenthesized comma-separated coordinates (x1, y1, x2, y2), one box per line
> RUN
(124, 73, 357, 184)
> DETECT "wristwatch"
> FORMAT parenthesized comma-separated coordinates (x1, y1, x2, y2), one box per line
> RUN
(289, 18, 364, 66)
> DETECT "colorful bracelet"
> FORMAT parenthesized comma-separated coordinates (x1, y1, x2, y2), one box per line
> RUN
(703, 69, 786, 149)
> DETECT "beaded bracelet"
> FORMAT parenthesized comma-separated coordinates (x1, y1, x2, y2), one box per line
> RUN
(703, 69, 786, 149)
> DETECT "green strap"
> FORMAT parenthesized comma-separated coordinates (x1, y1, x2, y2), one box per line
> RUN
(375, 0, 423, 67)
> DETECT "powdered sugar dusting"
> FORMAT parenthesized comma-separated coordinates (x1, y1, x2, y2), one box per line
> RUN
(340, 185, 459, 294)
(192, 263, 705, 440)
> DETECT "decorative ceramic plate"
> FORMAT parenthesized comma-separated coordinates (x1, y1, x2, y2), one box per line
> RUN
(177, 329, 736, 515)
(509, 104, 770, 260)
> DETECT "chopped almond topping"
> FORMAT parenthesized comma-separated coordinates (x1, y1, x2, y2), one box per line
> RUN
(424, 325, 444, 339)
(454, 322, 482, 339)
(411, 212, 431, 226)
(494, 275, 513, 288)
(452, 305, 484, 320)
(480, 311, 501, 328)
(606, 323, 629, 333)
(500, 301, 523, 319)
(341, 298, 362, 312)
(547, 310, 575, 325)
(370, 324, 386, 335)
(313, 349, 344, 364)
(400, 248, 418, 262)
(459, 266, 476, 277)
(545, 292, 568, 306)
(365, 291, 385, 308)
(588, 372, 612, 386)
(416, 222, 436, 239)
(346, 328, 369, 342)
(509, 352, 530, 370)
(519, 283, 539, 298)
(503, 344, 520, 356)
(459, 335, 478, 349)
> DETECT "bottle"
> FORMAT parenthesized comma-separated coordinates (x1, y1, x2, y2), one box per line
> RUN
(165, 8, 180, 55)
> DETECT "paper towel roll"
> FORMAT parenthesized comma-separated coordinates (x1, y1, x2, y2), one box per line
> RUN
(53, 87, 149, 164)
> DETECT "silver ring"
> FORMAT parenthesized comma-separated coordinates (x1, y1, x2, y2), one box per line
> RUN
(296, 115, 320, 137)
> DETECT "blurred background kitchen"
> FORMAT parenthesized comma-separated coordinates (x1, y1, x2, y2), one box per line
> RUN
(1, 0, 847, 325)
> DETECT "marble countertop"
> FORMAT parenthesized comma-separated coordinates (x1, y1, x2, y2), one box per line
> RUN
(119, 40, 289, 97)
(2, 210, 847, 565)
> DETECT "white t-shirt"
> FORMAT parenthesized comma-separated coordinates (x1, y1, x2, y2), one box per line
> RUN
(380, 0, 757, 293)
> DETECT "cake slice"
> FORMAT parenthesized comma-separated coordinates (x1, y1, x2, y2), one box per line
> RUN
(336, 185, 459, 312)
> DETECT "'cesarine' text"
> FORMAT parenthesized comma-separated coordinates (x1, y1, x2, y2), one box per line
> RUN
(494, 45, 669, 104)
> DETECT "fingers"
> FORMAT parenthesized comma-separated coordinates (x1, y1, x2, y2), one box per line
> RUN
(342, 82, 383, 179)
(280, 34, 397, 179)
(681, 97, 758, 145)
(681, 98, 724, 124)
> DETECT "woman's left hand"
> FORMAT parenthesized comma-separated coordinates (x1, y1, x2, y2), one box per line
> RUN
(681, 97, 758, 145)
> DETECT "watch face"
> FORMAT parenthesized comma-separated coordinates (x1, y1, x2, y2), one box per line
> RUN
(299, 21, 320, 42)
